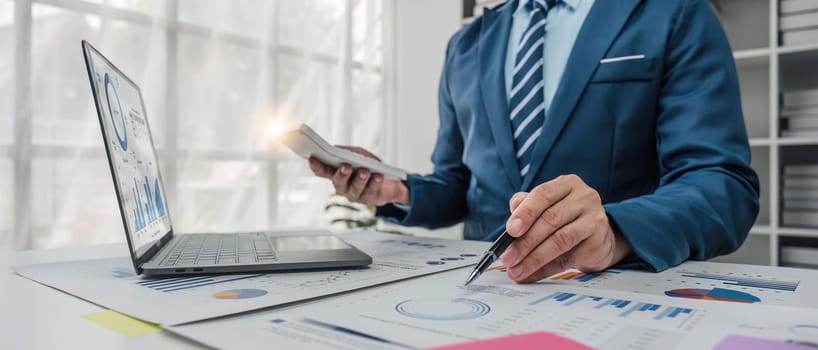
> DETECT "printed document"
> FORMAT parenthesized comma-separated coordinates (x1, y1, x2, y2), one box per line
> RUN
(13, 231, 488, 325)
(166, 265, 818, 350)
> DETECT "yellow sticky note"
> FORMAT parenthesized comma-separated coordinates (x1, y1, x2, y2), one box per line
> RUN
(82, 310, 162, 337)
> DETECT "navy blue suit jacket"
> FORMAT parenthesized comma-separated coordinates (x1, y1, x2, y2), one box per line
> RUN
(378, 0, 760, 271)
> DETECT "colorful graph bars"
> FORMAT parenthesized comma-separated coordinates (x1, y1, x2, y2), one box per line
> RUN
(550, 271, 601, 282)
(665, 288, 761, 303)
(530, 291, 695, 321)
(213, 289, 268, 300)
(530, 292, 603, 306)
(548, 269, 622, 283)
(619, 303, 692, 320)
(595, 298, 633, 310)
(131, 176, 166, 231)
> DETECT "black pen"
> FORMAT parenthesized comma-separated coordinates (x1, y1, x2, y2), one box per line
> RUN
(464, 230, 514, 286)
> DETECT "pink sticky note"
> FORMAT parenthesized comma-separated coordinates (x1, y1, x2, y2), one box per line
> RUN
(426, 332, 593, 350)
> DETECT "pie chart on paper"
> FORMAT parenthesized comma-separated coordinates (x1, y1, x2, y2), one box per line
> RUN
(664, 288, 761, 303)
(213, 289, 268, 300)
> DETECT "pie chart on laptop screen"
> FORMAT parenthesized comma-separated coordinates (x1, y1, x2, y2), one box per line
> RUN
(664, 288, 761, 303)
(213, 289, 268, 300)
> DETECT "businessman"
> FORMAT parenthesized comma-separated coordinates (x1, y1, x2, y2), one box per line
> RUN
(309, 0, 760, 283)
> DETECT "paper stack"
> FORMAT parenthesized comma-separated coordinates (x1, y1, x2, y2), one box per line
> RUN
(782, 164, 818, 228)
(781, 88, 818, 137)
(780, 0, 818, 46)
(779, 236, 818, 269)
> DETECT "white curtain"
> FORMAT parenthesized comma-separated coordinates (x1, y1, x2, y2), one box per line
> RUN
(0, 0, 389, 250)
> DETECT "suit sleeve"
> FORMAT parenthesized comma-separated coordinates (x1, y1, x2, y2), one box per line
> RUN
(604, 0, 760, 271)
(376, 36, 472, 229)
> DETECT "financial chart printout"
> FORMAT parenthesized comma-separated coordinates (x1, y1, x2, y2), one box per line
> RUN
(536, 261, 818, 308)
(166, 266, 818, 350)
(13, 231, 488, 325)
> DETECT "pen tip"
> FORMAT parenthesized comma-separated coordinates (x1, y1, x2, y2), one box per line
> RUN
(464, 270, 479, 287)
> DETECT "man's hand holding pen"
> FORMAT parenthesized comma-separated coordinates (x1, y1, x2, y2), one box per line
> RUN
(501, 175, 633, 283)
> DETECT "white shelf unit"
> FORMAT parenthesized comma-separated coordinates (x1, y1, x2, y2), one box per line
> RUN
(712, 0, 818, 267)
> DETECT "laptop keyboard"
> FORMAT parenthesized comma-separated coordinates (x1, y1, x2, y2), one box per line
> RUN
(161, 233, 278, 266)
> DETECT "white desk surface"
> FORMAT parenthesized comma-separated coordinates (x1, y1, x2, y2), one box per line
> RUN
(0, 244, 202, 349)
(5, 243, 815, 349)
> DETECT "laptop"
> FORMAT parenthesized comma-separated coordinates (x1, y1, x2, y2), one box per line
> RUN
(81, 40, 372, 276)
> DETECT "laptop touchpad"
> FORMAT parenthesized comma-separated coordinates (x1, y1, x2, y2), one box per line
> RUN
(270, 235, 352, 251)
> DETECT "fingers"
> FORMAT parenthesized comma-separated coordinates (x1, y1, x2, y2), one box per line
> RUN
(514, 249, 578, 284)
(310, 146, 392, 205)
(359, 174, 384, 204)
(501, 174, 616, 284)
(506, 176, 573, 237)
(507, 216, 595, 282)
(514, 234, 610, 284)
(331, 164, 353, 194)
(328, 164, 386, 205)
(347, 168, 372, 200)
(572, 221, 619, 272)
(501, 198, 584, 267)
(308, 157, 335, 178)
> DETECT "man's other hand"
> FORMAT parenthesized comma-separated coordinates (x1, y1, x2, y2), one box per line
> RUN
(308, 146, 410, 207)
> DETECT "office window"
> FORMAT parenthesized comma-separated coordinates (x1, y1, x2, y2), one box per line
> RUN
(176, 34, 265, 151)
(351, 69, 384, 152)
(30, 4, 167, 146)
(278, 0, 344, 56)
(5, 0, 389, 250)
(173, 160, 271, 232)
(276, 53, 340, 140)
(178, 0, 270, 40)
(353, 0, 383, 64)
(0, 1, 11, 144)
(276, 167, 334, 228)
(0, 159, 10, 248)
(101, 0, 165, 17)
(30, 159, 121, 248)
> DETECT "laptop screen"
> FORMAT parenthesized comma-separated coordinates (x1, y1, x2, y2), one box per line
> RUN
(83, 43, 172, 259)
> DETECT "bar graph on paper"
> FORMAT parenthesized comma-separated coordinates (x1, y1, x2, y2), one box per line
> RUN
(529, 291, 702, 330)
(134, 274, 268, 293)
(563, 262, 817, 308)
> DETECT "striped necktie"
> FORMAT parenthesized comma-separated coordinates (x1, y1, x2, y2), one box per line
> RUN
(510, 0, 557, 178)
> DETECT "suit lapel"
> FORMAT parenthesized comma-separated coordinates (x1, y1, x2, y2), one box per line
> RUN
(521, 0, 643, 190)
(478, 0, 521, 191)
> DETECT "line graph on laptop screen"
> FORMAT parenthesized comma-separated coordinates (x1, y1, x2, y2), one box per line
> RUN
(86, 48, 171, 257)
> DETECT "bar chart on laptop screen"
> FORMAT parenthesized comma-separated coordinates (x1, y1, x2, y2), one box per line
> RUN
(89, 50, 172, 252)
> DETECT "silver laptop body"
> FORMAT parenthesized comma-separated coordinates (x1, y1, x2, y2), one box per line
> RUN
(82, 40, 372, 276)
